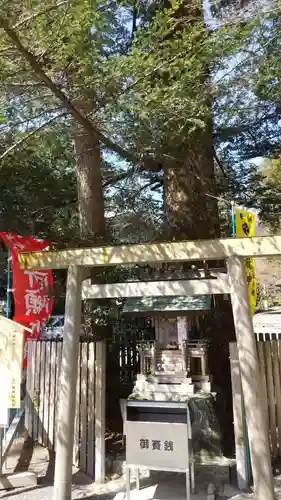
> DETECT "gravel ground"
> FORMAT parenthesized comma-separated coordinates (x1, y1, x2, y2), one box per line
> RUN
(0, 440, 280, 500)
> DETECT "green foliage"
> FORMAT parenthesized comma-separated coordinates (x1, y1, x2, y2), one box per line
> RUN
(2, 0, 281, 324)
(102, 4, 212, 164)
(214, 2, 281, 165)
(254, 156, 281, 231)
(0, 0, 281, 245)
(0, 123, 78, 241)
(0, 0, 238, 164)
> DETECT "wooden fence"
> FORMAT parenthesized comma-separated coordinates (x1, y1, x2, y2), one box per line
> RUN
(106, 341, 139, 405)
(25, 339, 106, 480)
(256, 340, 281, 459)
(230, 340, 281, 489)
(256, 333, 281, 342)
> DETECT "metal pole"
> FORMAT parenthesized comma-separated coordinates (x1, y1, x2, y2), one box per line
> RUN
(6, 235, 11, 320)
(4, 235, 12, 464)
(53, 265, 82, 500)
(227, 256, 275, 500)
(231, 201, 236, 239)
(0, 426, 3, 475)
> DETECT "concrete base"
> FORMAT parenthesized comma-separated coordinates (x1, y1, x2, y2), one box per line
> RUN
(133, 380, 195, 398)
(0, 472, 37, 490)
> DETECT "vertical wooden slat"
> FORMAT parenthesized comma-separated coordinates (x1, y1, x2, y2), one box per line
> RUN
(48, 341, 56, 449)
(32, 341, 41, 442)
(257, 342, 270, 435)
(121, 345, 126, 383)
(54, 341, 62, 450)
(43, 342, 51, 447)
(24, 341, 30, 438)
(87, 342, 95, 477)
(278, 342, 281, 397)
(95, 341, 106, 483)
(38, 341, 46, 445)
(132, 344, 136, 382)
(73, 343, 81, 467)
(265, 341, 278, 458)
(278, 340, 281, 359)
(229, 342, 248, 490)
(80, 343, 88, 472)
(25, 340, 35, 439)
(278, 340, 281, 452)
(278, 341, 281, 402)
(272, 341, 281, 454)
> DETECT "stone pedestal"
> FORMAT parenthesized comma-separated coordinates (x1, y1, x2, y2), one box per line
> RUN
(138, 341, 213, 397)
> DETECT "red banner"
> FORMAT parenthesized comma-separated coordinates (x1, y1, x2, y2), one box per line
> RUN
(0, 233, 54, 366)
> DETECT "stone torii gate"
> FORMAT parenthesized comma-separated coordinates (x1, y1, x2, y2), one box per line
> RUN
(18, 235, 281, 500)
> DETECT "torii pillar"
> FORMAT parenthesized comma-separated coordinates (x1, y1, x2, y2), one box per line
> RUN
(227, 256, 275, 500)
(53, 266, 82, 500)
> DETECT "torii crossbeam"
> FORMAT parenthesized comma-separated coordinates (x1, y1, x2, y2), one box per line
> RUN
(18, 234, 281, 269)
(19, 236, 279, 500)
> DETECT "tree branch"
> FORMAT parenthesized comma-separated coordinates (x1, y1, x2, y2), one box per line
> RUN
(103, 168, 137, 188)
(0, 16, 140, 165)
(107, 179, 161, 223)
(213, 146, 227, 177)
(214, 113, 279, 140)
(0, 108, 61, 131)
(0, 112, 66, 160)
(0, 82, 45, 89)
(131, 1, 138, 41)
(13, 1, 70, 30)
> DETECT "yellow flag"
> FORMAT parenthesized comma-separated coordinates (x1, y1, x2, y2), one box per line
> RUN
(235, 208, 255, 238)
(235, 208, 256, 315)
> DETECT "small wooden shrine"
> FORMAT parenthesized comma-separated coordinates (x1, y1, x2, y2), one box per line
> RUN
(120, 267, 225, 461)
(121, 266, 217, 400)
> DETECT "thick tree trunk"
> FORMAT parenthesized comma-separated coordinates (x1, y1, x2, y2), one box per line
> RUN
(164, 129, 220, 241)
(73, 98, 105, 243)
(72, 99, 108, 343)
(74, 130, 105, 241)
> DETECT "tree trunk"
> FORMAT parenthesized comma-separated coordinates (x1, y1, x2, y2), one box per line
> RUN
(74, 114, 105, 242)
(164, 129, 220, 241)
(74, 130, 105, 241)
(72, 99, 108, 342)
